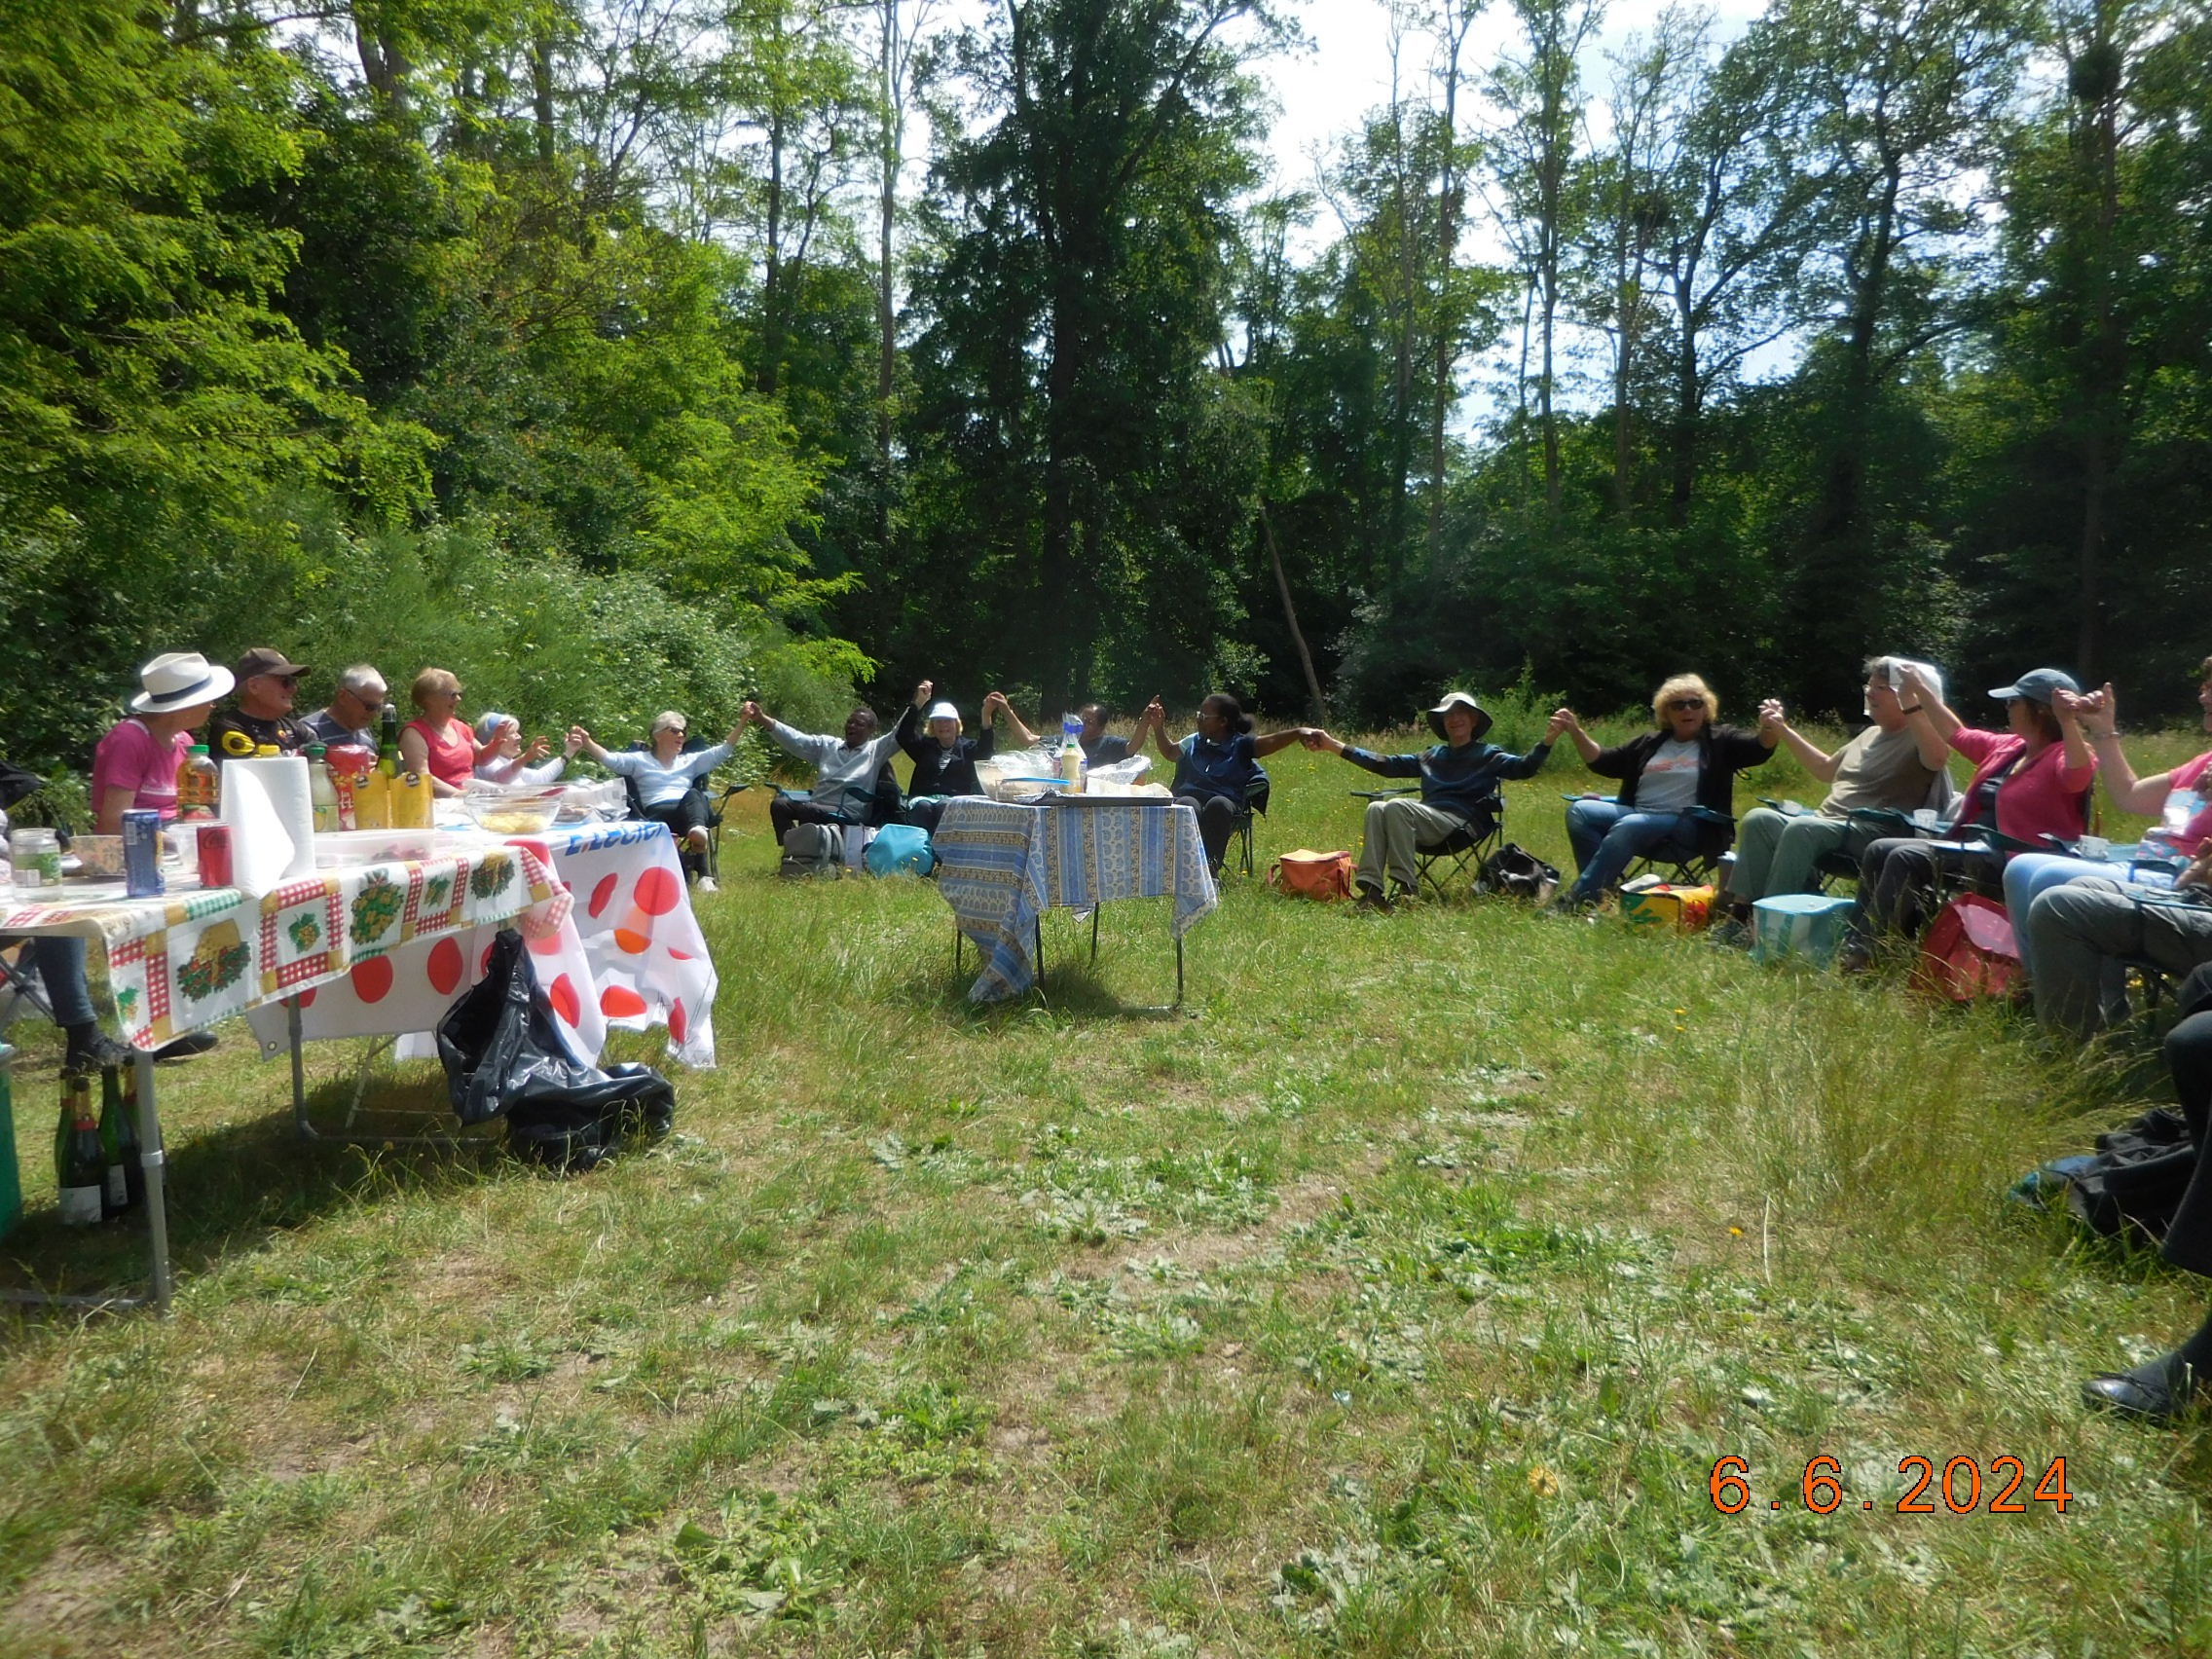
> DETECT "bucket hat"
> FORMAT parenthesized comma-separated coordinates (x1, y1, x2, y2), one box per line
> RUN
(1426, 690, 1493, 744)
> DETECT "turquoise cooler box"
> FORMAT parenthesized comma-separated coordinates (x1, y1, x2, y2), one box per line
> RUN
(1751, 894, 1858, 966)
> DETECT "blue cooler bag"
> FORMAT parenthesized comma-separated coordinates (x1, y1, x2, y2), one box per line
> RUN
(865, 823, 937, 877)
(1751, 893, 1857, 966)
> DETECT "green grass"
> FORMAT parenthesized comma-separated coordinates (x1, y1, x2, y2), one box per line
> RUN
(5, 719, 2212, 1656)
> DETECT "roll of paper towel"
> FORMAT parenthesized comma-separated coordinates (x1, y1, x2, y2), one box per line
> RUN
(219, 756, 316, 895)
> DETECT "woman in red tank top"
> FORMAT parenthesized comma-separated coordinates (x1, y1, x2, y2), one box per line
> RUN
(400, 667, 490, 794)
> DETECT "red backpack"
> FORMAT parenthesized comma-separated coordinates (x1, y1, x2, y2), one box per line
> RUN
(1911, 894, 2022, 1003)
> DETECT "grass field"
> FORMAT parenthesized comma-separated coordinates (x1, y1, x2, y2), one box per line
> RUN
(5, 710, 2212, 1657)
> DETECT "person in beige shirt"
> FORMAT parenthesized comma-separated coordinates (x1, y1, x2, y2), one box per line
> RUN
(1723, 656, 1952, 911)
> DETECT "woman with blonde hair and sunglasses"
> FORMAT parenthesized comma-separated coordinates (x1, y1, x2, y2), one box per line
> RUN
(1550, 673, 1778, 910)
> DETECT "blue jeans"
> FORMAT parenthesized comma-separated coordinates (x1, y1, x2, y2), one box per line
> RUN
(2005, 852, 2179, 977)
(1565, 799, 1701, 902)
(7, 936, 96, 1027)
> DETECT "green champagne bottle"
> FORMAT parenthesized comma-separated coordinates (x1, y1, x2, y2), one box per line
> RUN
(56, 1076, 103, 1227)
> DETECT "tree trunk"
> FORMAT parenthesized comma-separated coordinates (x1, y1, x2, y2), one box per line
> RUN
(760, 109, 787, 398)
(1260, 499, 1328, 722)
(877, 0, 902, 555)
(531, 32, 558, 165)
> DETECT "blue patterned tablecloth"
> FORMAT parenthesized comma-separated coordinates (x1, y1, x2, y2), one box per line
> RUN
(933, 798, 1219, 1001)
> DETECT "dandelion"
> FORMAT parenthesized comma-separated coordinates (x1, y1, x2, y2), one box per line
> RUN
(1528, 1465, 1560, 1496)
(1728, 1226, 1744, 1237)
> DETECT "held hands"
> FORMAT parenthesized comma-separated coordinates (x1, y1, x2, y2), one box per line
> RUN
(1140, 696, 1167, 730)
(562, 726, 587, 758)
(1758, 698, 1788, 735)
(912, 679, 934, 708)
(1897, 664, 1936, 707)
(1548, 708, 1581, 740)
(981, 690, 1009, 717)
(739, 700, 764, 727)
(2057, 683, 2116, 737)
(1302, 728, 1343, 754)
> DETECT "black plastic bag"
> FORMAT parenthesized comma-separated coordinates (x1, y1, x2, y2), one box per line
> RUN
(437, 929, 676, 1170)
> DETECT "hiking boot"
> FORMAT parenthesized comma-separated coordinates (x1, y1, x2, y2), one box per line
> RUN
(1354, 884, 1392, 914)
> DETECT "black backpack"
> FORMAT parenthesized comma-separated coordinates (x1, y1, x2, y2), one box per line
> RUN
(1478, 842, 1561, 903)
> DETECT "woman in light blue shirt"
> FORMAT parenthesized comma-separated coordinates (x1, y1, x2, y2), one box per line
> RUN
(577, 711, 741, 887)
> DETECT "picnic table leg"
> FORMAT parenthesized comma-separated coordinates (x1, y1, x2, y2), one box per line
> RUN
(1175, 936, 1184, 1009)
(133, 1049, 172, 1315)
(1090, 904, 1100, 964)
(289, 998, 313, 1140)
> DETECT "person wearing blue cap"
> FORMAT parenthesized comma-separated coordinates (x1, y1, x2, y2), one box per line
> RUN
(1842, 662, 2095, 962)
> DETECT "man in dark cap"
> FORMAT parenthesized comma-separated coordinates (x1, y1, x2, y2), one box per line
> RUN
(206, 646, 313, 760)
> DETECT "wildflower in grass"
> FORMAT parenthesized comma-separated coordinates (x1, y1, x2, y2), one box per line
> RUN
(1528, 1465, 1560, 1496)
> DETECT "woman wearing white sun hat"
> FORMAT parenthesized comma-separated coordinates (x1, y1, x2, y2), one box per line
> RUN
(91, 651, 235, 834)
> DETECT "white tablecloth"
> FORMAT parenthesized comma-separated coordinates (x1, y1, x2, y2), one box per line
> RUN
(242, 821, 718, 1067)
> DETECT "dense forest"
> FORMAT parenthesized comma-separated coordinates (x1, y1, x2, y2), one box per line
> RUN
(5, 0, 2211, 778)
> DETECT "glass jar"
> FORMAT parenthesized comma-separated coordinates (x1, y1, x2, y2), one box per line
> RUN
(8, 828, 61, 895)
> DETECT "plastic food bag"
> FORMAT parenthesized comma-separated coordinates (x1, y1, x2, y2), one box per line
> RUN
(437, 930, 675, 1169)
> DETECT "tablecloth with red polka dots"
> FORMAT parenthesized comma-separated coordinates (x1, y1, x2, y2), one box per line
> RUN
(1, 845, 568, 1051)
(240, 820, 717, 1068)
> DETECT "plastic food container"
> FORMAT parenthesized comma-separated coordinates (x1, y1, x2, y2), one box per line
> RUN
(460, 782, 569, 835)
(312, 828, 443, 868)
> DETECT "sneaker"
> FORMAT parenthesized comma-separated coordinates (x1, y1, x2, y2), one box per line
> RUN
(63, 1028, 135, 1074)
(696, 876, 719, 895)
(153, 1030, 218, 1063)
(1354, 885, 1392, 914)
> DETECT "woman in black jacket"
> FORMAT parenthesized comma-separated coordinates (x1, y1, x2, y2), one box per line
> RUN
(1552, 674, 1777, 907)
(896, 680, 1037, 832)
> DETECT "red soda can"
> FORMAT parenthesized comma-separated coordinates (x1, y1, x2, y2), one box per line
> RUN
(196, 824, 234, 888)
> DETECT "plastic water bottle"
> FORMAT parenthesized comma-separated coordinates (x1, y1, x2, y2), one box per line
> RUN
(1059, 714, 1085, 793)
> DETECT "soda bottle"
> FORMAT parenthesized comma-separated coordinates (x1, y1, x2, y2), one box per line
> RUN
(97, 1066, 129, 1220)
(177, 744, 220, 819)
(55, 1075, 103, 1227)
(306, 743, 339, 834)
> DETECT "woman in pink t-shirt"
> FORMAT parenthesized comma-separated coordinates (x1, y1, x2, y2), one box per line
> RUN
(90, 651, 235, 832)
(399, 666, 493, 795)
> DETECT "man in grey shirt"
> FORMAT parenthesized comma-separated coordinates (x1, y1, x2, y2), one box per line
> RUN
(304, 663, 388, 751)
(741, 700, 904, 842)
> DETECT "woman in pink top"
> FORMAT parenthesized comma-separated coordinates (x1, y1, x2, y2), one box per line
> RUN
(1843, 663, 2094, 958)
(399, 667, 491, 796)
(90, 651, 235, 832)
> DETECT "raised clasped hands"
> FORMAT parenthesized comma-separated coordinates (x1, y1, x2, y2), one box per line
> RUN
(739, 700, 763, 727)
(2056, 683, 2115, 737)
(1897, 664, 1935, 706)
(1758, 697, 1788, 734)
(562, 726, 588, 757)
(981, 690, 1008, 715)
(912, 679, 934, 708)
(1546, 708, 1579, 741)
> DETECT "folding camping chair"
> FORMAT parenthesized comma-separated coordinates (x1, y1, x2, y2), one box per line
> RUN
(1347, 787, 1505, 902)
(1230, 771, 1271, 878)
(621, 737, 749, 882)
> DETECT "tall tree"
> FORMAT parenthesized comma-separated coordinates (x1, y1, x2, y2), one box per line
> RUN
(908, 0, 1282, 708)
(1487, 0, 1604, 511)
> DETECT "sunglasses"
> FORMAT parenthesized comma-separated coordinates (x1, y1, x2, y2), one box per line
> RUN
(1666, 697, 1707, 712)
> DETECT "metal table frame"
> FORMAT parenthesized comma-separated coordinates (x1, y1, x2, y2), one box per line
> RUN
(954, 902, 1187, 1009)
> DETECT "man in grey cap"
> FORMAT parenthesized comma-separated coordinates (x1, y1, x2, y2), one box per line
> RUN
(207, 646, 313, 760)
(1306, 692, 1574, 908)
